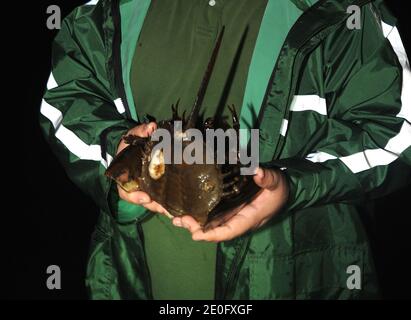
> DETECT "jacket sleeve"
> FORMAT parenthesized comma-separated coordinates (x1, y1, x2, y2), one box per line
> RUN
(39, 8, 136, 212)
(270, 3, 411, 212)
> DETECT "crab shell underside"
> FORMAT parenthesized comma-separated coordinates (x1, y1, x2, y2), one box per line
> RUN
(105, 126, 260, 226)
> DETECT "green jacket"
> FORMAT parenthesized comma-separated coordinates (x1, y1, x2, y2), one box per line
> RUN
(40, 0, 411, 299)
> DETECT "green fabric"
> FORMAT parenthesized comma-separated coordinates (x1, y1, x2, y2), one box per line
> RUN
(39, 0, 411, 300)
(130, 0, 268, 123)
(239, 0, 308, 147)
(142, 214, 217, 300)
(120, 0, 151, 122)
(129, 0, 268, 300)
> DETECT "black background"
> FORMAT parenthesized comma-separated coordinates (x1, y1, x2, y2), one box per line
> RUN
(6, 1, 411, 300)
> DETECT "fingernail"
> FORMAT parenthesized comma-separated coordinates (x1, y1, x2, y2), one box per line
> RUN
(139, 197, 150, 204)
(173, 218, 182, 227)
(148, 123, 156, 132)
(192, 234, 202, 241)
(256, 168, 264, 179)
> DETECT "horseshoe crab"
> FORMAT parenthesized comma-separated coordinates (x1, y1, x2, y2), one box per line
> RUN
(105, 28, 260, 225)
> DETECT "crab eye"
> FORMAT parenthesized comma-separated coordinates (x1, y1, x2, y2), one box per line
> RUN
(149, 148, 165, 180)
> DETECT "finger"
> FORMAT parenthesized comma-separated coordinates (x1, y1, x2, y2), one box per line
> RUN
(173, 215, 203, 235)
(192, 211, 255, 242)
(132, 122, 157, 138)
(119, 187, 172, 217)
(117, 186, 132, 202)
(143, 201, 172, 218)
(203, 204, 245, 232)
(122, 190, 151, 205)
(253, 167, 279, 190)
(182, 215, 203, 234)
(145, 122, 157, 136)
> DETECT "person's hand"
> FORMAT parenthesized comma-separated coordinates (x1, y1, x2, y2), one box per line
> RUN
(172, 167, 289, 242)
(116, 122, 171, 217)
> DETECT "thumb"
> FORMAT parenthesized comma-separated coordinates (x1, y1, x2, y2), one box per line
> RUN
(133, 122, 157, 137)
(145, 122, 157, 136)
(253, 167, 279, 190)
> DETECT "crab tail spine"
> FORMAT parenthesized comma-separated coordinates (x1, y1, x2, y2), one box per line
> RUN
(185, 26, 225, 130)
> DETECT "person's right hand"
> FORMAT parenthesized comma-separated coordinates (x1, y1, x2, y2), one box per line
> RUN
(116, 122, 171, 218)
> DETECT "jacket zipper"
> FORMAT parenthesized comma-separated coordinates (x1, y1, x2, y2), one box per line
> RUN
(220, 235, 251, 299)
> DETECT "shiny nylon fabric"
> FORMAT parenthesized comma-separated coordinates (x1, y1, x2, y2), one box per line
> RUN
(239, 0, 308, 147)
(39, 0, 411, 299)
(86, 213, 152, 299)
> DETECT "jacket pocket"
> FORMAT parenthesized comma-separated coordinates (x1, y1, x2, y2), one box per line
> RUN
(248, 253, 294, 299)
(293, 246, 367, 299)
(85, 217, 119, 300)
(249, 245, 379, 299)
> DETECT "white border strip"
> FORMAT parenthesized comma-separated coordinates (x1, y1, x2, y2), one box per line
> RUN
(114, 98, 126, 114)
(85, 0, 99, 5)
(339, 149, 398, 174)
(41, 99, 112, 168)
(306, 21, 411, 174)
(290, 95, 327, 116)
(306, 151, 337, 163)
(42, 72, 113, 168)
(47, 73, 58, 90)
(280, 119, 289, 136)
(382, 22, 411, 123)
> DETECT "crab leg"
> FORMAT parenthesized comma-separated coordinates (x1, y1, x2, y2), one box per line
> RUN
(222, 177, 240, 189)
(222, 165, 240, 178)
(171, 99, 181, 120)
(228, 104, 240, 133)
(222, 185, 240, 197)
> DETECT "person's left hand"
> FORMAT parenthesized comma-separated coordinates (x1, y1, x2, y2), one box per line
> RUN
(172, 167, 290, 242)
